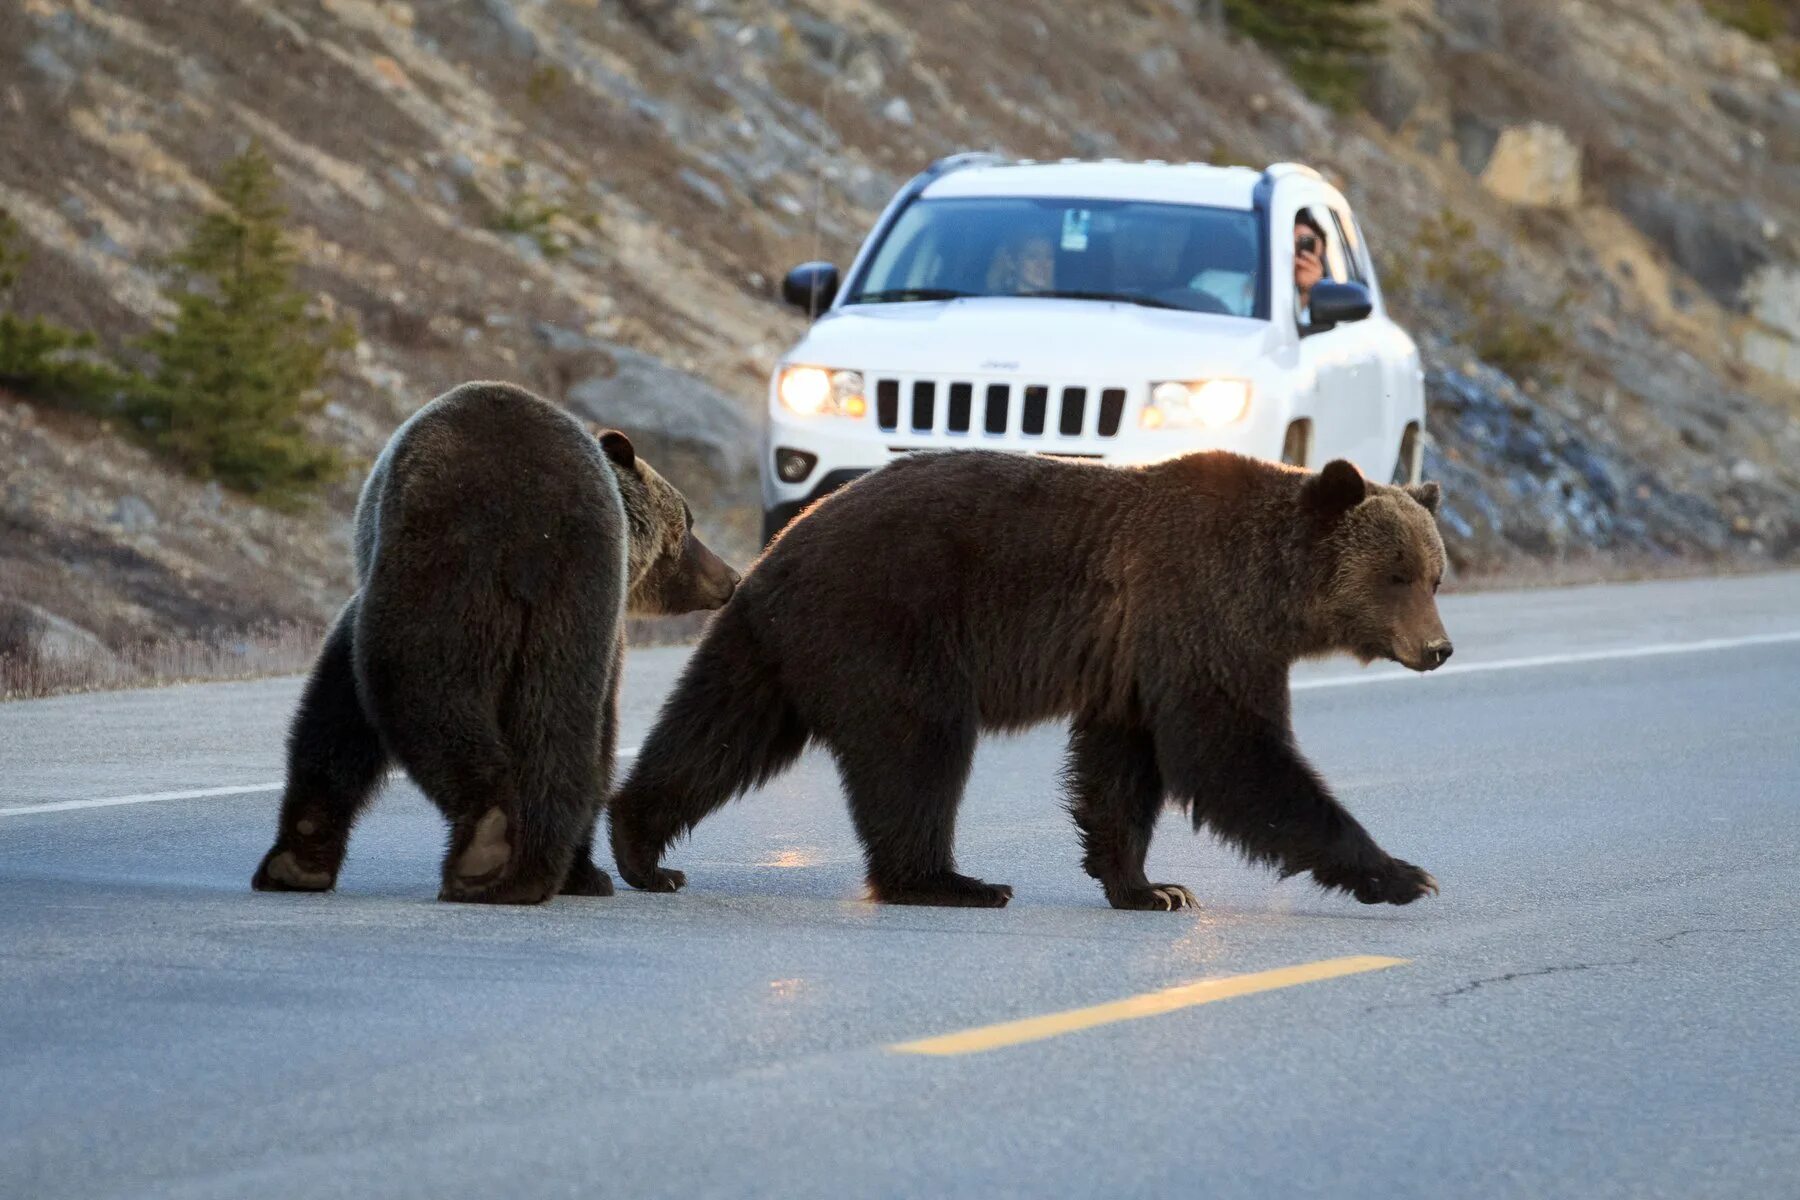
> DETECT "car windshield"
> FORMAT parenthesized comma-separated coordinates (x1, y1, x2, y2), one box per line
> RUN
(846, 196, 1264, 318)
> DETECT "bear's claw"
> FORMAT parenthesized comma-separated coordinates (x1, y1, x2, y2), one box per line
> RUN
(1109, 883, 1200, 911)
(635, 866, 686, 893)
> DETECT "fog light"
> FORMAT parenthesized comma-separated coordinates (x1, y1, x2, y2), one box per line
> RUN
(776, 448, 817, 483)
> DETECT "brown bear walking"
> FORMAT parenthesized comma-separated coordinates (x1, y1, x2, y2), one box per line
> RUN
(609, 449, 1451, 910)
(253, 381, 738, 904)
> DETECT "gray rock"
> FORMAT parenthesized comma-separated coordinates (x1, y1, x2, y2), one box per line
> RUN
(678, 167, 730, 208)
(111, 495, 157, 533)
(1452, 113, 1501, 176)
(475, 0, 538, 59)
(1612, 185, 1769, 310)
(0, 599, 114, 668)
(1137, 47, 1179, 81)
(562, 342, 754, 495)
(25, 43, 77, 90)
(882, 96, 914, 126)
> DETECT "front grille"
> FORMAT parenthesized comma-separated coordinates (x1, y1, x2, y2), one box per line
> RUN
(873, 376, 1130, 442)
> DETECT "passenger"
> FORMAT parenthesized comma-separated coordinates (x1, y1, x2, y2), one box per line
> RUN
(1294, 211, 1329, 322)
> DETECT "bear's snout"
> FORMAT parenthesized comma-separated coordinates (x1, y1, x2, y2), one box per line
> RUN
(1421, 639, 1453, 671)
(686, 536, 740, 610)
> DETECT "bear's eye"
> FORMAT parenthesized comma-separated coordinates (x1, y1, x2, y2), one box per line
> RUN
(1389, 573, 1409, 587)
(1432, 577, 1441, 594)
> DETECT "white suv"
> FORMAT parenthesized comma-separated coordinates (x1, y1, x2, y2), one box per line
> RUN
(763, 155, 1425, 542)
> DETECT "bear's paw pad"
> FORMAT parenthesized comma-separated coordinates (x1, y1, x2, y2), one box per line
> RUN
(252, 849, 335, 892)
(452, 808, 512, 882)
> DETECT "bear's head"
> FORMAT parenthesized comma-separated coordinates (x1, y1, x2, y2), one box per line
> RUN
(1302, 459, 1453, 673)
(598, 430, 740, 615)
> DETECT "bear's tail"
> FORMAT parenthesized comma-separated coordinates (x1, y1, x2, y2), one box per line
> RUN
(608, 600, 809, 890)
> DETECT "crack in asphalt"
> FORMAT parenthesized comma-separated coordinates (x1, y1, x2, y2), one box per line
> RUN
(1427, 959, 1641, 1003)
(1649, 926, 1775, 946)
(1366, 924, 1781, 1013)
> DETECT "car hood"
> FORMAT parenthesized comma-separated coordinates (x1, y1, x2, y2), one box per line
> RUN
(785, 297, 1277, 380)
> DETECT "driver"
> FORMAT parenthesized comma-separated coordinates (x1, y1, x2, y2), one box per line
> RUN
(985, 231, 1055, 294)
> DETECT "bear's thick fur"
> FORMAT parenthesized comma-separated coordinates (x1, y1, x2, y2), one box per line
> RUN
(252, 382, 738, 904)
(609, 449, 1451, 910)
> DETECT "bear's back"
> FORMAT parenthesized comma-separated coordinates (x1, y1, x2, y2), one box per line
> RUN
(353, 382, 623, 591)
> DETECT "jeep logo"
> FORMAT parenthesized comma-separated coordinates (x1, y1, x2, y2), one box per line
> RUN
(980, 359, 1020, 371)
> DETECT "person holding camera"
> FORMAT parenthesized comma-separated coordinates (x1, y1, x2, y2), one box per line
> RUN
(1294, 211, 1328, 324)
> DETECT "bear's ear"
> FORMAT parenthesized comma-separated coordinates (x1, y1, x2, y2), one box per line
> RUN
(1302, 458, 1367, 519)
(597, 429, 636, 469)
(1405, 480, 1442, 514)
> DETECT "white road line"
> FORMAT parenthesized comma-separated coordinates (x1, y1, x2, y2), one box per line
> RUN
(0, 782, 286, 817)
(7, 630, 1798, 819)
(1293, 629, 1800, 691)
(0, 747, 640, 819)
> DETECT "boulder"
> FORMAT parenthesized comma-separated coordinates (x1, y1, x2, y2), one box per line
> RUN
(533, 326, 754, 501)
(1479, 122, 1581, 209)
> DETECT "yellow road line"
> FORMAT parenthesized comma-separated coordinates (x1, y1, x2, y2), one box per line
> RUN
(890, 955, 1408, 1057)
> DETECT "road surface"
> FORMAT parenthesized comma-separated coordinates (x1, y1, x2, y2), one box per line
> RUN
(3, 572, 1798, 1199)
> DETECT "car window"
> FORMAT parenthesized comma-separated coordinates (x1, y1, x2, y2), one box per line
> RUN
(849, 197, 1267, 318)
(1328, 209, 1365, 285)
(1301, 205, 1349, 284)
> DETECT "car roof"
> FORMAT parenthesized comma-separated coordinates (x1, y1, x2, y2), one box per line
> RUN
(920, 160, 1266, 209)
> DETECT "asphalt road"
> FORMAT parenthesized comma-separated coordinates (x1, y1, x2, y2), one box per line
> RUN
(3, 572, 1798, 1199)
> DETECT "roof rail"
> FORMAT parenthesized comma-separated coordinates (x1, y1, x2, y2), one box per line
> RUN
(1261, 161, 1324, 182)
(923, 151, 1010, 178)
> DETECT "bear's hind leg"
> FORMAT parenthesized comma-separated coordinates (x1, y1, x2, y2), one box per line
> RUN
(1064, 719, 1196, 911)
(253, 601, 389, 893)
(560, 656, 620, 899)
(432, 722, 599, 906)
(835, 719, 1009, 908)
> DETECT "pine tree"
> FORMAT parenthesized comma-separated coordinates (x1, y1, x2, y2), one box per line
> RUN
(0, 207, 134, 410)
(133, 144, 352, 504)
(1221, 0, 1386, 112)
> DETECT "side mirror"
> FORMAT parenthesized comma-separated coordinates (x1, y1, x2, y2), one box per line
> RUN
(781, 262, 840, 317)
(1305, 280, 1373, 331)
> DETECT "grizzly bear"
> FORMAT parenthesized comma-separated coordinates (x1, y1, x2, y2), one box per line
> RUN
(609, 449, 1451, 910)
(252, 381, 738, 904)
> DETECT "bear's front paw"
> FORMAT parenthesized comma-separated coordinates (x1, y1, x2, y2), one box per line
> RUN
(1107, 882, 1200, 912)
(1315, 856, 1439, 906)
(626, 865, 685, 893)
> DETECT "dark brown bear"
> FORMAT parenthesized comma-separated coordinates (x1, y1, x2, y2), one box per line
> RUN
(609, 449, 1451, 910)
(252, 381, 738, 904)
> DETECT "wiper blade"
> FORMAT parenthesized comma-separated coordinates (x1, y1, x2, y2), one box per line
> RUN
(1018, 289, 1184, 310)
(853, 288, 972, 303)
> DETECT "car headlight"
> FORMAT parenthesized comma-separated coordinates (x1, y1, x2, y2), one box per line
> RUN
(777, 366, 866, 418)
(1140, 379, 1252, 429)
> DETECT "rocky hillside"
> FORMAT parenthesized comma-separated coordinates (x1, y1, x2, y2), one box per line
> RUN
(2, 0, 1798, 678)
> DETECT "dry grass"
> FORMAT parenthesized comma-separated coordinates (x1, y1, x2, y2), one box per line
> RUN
(0, 622, 321, 701)
(0, 611, 723, 702)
